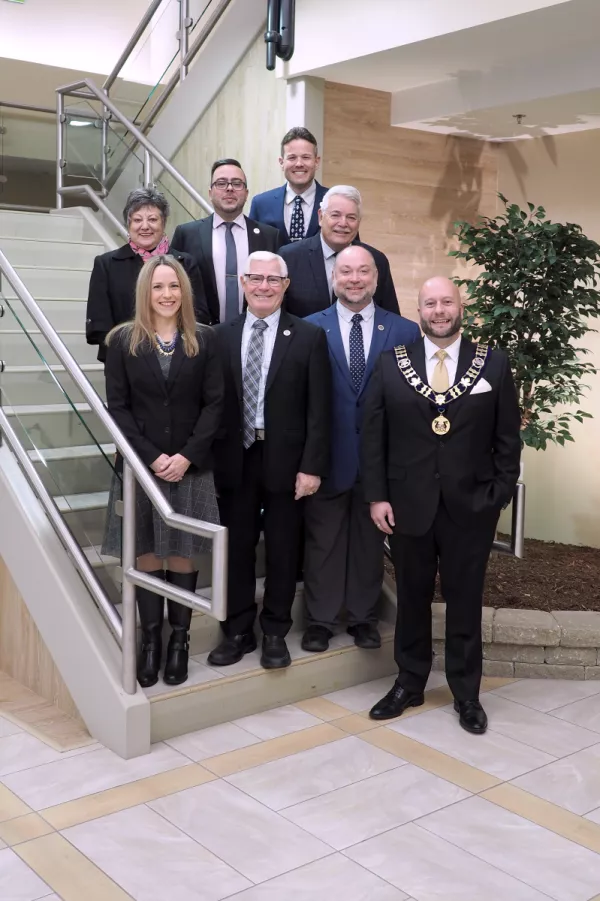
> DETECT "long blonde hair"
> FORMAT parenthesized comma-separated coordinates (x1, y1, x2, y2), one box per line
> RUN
(106, 255, 201, 356)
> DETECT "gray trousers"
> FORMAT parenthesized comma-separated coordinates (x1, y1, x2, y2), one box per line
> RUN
(304, 480, 384, 630)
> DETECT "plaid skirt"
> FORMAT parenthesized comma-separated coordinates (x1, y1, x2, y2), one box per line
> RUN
(102, 469, 220, 560)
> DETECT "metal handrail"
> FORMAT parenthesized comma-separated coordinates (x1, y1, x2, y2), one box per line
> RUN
(0, 248, 227, 694)
(103, 0, 164, 94)
(56, 78, 213, 216)
(57, 184, 127, 239)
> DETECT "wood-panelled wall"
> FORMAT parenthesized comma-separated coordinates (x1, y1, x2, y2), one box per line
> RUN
(322, 82, 499, 321)
(165, 33, 287, 227)
(0, 553, 81, 720)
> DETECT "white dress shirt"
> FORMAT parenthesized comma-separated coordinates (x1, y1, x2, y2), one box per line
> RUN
(283, 180, 317, 237)
(212, 213, 249, 323)
(241, 307, 281, 429)
(320, 234, 338, 297)
(336, 300, 375, 366)
(424, 334, 461, 388)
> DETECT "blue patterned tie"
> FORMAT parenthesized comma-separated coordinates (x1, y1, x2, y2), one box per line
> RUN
(349, 313, 366, 392)
(289, 195, 305, 241)
(243, 319, 268, 448)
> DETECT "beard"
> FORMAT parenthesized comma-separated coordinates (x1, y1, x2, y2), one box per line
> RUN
(420, 312, 462, 340)
(336, 287, 373, 306)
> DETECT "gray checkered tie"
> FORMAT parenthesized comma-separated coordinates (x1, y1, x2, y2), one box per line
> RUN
(243, 319, 268, 448)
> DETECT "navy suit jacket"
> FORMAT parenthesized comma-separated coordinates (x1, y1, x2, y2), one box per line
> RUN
(305, 304, 421, 494)
(249, 181, 329, 246)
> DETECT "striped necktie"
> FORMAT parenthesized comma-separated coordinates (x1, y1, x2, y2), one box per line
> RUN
(243, 319, 268, 448)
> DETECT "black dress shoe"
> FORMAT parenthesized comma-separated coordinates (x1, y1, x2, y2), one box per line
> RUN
(302, 625, 333, 652)
(261, 635, 291, 669)
(207, 633, 257, 667)
(454, 699, 488, 734)
(347, 623, 382, 649)
(369, 678, 425, 720)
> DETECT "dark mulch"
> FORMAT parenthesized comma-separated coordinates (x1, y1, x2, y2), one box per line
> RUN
(384, 536, 600, 612)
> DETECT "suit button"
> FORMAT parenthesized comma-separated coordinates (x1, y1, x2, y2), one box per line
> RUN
(164, 400, 169, 407)
(165, 427, 170, 434)
(434, 472, 440, 479)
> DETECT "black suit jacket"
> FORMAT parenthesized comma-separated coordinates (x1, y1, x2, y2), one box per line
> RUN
(213, 309, 331, 494)
(170, 214, 282, 324)
(86, 244, 209, 363)
(361, 337, 521, 535)
(279, 233, 399, 317)
(104, 326, 223, 474)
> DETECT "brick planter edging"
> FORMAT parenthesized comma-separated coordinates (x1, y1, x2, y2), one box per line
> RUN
(431, 606, 600, 680)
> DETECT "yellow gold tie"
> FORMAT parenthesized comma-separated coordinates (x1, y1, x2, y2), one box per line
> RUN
(431, 349, 449, 393)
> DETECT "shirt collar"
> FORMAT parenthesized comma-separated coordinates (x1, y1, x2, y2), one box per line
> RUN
(246, 307, 281, 329)
(285, 180, 317, 206)
(336, 300, 375, 323)
(213, 212, 246, 230)
(424, 333, 462, 362)
(320, 233, 338, 261)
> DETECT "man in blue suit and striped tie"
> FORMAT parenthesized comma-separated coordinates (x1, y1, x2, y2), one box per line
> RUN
(302, 246, 420, 652)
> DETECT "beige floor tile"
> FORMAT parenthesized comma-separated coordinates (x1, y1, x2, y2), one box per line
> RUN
(346, 821, 551, 900)
(0, 733, 68, 777)
(0, 813, 53, 846)
(281, 763, 470, 850)
(480, 676, 518, 692)
(483, 783, 600, 854)
(0, 846, 54, 901)
(418, 795, 600, 901)
(388, 708, 555, 780)
(334, 714, 381, 734)
(41, 763, 215, 831)
(0, 716, 22, 739)
(0, 784, 31, 823)
(361, 727, 501, 793)
(14, 833, 133, 901)
(294, 697, 350, 720)
(227, 853, 409, 900)
(201, 723, 344, 777)
(490, 678, 600, 713)
(323, 677, 405, 713)
(164, 722, 261, 761)
(63, 804, 251, 901)
(553, 692, 600, 734)
(512, 743, 600, 815)
(233, 705, 323, 739)
(226, 735, 405, 810)
(149, 781, 331, 883)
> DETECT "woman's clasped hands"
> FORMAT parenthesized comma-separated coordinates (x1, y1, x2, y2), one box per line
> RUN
(151, 453, 191, 482)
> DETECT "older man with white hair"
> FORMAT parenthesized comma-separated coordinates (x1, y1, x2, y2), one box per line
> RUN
(208, 251, 331, 669)
(279, 185, 399, 317)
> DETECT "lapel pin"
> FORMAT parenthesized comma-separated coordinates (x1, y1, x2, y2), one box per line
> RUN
(283, 329, 291, 336)
(378, 324, 385, 331)
(253, 227, 260, 234)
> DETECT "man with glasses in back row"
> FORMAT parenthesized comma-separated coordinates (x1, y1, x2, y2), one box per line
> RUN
(171, 159, 281, 324)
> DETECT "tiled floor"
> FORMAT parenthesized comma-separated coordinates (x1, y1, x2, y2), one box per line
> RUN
(3, 676, 600, 900)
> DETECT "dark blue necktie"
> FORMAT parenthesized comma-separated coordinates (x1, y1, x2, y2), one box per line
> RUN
(349, 313, 365, 391)
(289, 195, 305, 241)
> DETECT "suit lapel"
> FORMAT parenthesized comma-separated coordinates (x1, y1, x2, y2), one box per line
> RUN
(324, 307, 355, 393)
(165, 337, 185, 389)
(447, 337, 476, 426)
(199, 216, 218, 299)
(228, 314, 246, 405)
(246, 217, 264, 253)
(266, 310, 295, 393)
(274, 186, 288, 239)
(142, 344, 168, 397)
(308, 236, 330, 305)
(306, 182, 324, 237)
(361, 308, 388, 394)
(404, 339, 432, 426)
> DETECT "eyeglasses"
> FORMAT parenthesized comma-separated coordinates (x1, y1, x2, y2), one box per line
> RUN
(243, 274, 286, 287)
(211, 178, 247, 190)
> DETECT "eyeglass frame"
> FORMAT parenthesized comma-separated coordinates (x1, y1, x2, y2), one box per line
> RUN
(210, 178, 248, 190)
(242, 273, 288, 287)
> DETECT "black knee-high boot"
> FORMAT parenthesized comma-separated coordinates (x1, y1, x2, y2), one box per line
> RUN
(163, 570, 197, 685)
(137, 570, 165, 688)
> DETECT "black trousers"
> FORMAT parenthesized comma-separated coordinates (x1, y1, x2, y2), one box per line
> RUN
(217, 441, 303, 638)
(389, 499, 498, 701)
(304, 480, 384, 630)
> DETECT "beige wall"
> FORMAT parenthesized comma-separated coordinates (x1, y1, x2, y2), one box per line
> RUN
(498, 131, 600, 548)
(165, 33, 287, 227)
(321, 82, 499, 322)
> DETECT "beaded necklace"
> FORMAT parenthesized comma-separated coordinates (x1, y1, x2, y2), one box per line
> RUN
(154, 331, 179, 357)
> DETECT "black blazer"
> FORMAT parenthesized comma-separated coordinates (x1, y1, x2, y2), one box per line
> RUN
(213, 309, 331, 494)
(361, 337, 521, 535)
(279, 233, 399, 318)
(170, 214, 282, 324)
(104, 327, 223, 474)
(86, 244, 210, 363)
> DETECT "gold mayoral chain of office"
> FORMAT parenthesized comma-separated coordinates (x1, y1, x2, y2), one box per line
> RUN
(394, 342, 489, 435)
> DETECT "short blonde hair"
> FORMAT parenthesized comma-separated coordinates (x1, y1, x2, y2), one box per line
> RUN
(106, 255, 202, 356)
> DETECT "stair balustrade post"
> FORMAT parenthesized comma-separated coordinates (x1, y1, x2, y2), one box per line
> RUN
(121, 462, 138, 694)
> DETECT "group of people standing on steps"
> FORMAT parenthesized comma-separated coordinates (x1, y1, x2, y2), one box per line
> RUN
(86, 126, 521, 737)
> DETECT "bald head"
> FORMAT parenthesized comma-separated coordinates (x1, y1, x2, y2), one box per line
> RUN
(333, 245, 378, 310)
(418, 276, 463, 346)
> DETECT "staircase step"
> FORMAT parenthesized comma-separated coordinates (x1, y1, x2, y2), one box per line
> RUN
(1, 363, 106, 406)
(3, 267, 90, 300)
(3, 402, 112, 448)
(2, 299, 88, 333)
(29, 443, 116, 497)
(0, 236, 103, 268)
(0, 211, 84, 241)
(55, 491, 109, 512)
(28, 442, 115, 462)
(0, 330, 97, 366)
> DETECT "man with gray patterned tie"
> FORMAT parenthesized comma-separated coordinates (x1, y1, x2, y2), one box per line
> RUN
(171, 160, 281, 324)
(209, 252, 331, 669)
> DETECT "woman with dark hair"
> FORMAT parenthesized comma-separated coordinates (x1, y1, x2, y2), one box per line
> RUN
(86, 188, 210, 362)
(102, 254, 222, 688)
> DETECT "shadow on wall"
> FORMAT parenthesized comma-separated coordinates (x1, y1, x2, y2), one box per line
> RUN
(429, 135, 486, 234)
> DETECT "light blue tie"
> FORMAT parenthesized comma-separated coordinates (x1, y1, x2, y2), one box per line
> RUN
(243, 319, 268, 448)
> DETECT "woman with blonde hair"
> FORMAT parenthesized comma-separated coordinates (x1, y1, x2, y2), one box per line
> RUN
(102, 254, 223, 688)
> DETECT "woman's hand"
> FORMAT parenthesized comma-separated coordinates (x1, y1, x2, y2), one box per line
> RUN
(151, 454, 171, 475)
(158, 454, 191, 482)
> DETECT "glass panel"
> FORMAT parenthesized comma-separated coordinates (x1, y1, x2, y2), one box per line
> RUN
(0, 288, 122, 603)
(63, 98, 105, 187)
(0, 107, 56, 209)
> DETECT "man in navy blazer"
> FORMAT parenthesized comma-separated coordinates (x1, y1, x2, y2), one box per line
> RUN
(249, 127, 328, 246)
(302, 246, 420, 652)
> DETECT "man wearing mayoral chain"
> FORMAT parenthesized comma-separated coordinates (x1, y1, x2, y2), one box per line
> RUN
(361, 276, 521, 734)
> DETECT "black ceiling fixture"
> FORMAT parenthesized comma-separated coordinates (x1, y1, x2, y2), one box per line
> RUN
(265, 0, 295, 70)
